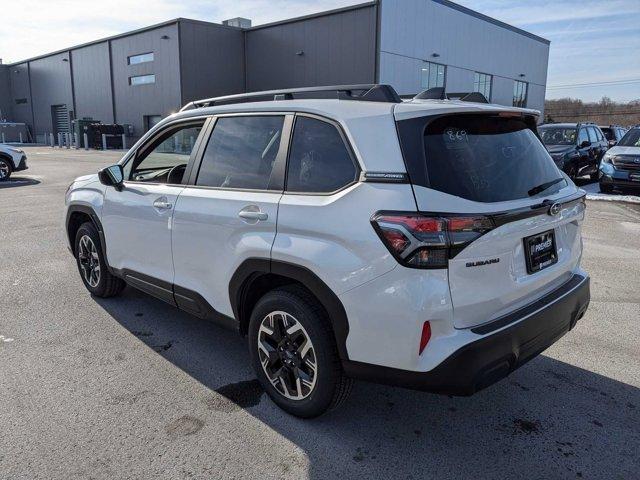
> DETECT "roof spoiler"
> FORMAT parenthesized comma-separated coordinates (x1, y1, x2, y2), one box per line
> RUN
(180, 84, 402, 111)
(414, 87, 489, 104)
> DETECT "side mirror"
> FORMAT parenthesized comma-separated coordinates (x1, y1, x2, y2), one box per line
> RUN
(98, 164, 124, 190)
(580, 140, 591, 148)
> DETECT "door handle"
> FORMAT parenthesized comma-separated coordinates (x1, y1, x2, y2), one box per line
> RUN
(153, 197, 173, 210)
(238, 207, 268, 222)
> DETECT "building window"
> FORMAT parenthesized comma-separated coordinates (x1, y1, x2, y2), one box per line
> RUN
(473, 72, 492, 100)
(15, 98, 28, 105)
(128, 52, 154, 65)
(129, 74, 156, 86)
(513, 80, 528, 108)
(420, 61, 446, 90)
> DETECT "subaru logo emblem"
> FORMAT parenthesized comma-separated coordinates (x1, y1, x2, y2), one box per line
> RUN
(635, 158, 640, 164)
(549, 203, 561, 216)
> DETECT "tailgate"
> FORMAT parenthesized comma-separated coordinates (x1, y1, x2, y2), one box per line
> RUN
(394, 109, 587, 329)
(447, 195, 585, 329)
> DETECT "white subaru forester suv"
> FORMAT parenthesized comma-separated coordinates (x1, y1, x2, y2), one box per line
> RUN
(65, 85, 590, 418)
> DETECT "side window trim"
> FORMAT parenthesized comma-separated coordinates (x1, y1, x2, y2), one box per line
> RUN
(283, 113, 361, 196)
(122, 116, 211, 186)
(184, 112, 293, 192)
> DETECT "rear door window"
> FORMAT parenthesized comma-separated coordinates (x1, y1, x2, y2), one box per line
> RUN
(601, 128, 614, 141)
(578, 128, 589, 145)
(285, 116, 357, 193)
(196, 115, 285, 190)
(420, 114, 565, 203)
(595, 127, 604, 142)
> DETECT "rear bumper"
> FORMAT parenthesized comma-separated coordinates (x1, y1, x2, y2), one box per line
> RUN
(343, 273, 590, 395)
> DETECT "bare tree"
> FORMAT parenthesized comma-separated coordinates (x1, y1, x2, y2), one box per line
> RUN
(545, 97, 640, 127)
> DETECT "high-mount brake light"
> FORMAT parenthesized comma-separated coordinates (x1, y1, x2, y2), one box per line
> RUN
(371, 213, 494, 269)
(498, 111, 523, 118)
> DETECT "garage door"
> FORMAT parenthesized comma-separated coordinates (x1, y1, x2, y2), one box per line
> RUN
(52, 104, 70, 135)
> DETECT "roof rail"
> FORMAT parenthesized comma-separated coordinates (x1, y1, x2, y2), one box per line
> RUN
(413, 87, 489, 104)
(180, 84, 402, 111)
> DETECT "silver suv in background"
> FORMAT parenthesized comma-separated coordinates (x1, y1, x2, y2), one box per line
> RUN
(0, 144, 28, 181)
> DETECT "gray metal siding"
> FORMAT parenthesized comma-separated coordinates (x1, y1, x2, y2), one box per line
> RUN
(71, 42, 114, 124)
(179, 21, 245, 104)
(0, 65, 11, 122)
(245, 5, 377, 92)
(110, 24, 182, 139)
(29, 53, 74, 140)
(8, 63, 33, 128)
(378, 0, 549, 113)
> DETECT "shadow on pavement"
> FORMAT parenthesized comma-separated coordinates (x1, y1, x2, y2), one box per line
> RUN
(95, 287, 639, 479)
(0, 177, 40, 189)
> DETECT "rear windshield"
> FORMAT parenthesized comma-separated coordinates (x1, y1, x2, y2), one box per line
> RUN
(618, 128, 640, 147)
(423, 115, 565, 203)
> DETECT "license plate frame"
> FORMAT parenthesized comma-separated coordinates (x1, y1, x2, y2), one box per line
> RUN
(524, 229, 558, 274)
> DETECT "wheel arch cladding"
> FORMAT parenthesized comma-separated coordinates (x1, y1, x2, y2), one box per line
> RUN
(0, 153, 13, 169)
(66, 206, 105, 258)
(229, 258, 351, 361)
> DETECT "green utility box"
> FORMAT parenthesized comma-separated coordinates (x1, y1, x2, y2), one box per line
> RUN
(72, 118, 101, 148)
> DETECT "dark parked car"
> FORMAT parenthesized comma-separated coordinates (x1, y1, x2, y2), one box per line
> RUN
(599, 127, 640, 193)
(599, 125, 627, 148)
(538, 122, 609, 181)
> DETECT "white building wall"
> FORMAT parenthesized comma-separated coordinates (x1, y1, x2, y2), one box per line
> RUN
(378, 0, 550, 114)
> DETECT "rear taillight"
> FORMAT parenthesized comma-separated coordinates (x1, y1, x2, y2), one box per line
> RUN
(372, 212, 494, 268)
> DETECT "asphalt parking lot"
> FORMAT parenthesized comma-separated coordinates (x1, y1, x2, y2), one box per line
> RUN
(1, 147, 639, 480)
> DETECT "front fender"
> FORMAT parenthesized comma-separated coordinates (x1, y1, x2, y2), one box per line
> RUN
(64, 179, 107, 252)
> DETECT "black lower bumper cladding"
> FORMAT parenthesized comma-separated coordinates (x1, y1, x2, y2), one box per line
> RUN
(343, 274, 590, 395)
(15, 155, 28, 171)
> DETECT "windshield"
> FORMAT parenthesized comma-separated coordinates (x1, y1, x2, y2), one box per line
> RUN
(539, 127, 577, 145)
(423, 115, 566, 203)
(617, 129, 640, 147)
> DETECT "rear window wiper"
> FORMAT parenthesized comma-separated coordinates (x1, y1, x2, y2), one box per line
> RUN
(527, 177, 565, 197)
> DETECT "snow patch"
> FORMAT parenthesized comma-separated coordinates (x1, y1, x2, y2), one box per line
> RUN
(581, 182, 640, 204)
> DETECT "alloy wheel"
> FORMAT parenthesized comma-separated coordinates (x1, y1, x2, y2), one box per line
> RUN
(78, 235, 101, 288)
(257, 311, 318, 400)
(0, 161, 9, 180)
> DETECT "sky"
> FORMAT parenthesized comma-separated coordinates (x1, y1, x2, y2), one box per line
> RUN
(0, 0, 638, 103)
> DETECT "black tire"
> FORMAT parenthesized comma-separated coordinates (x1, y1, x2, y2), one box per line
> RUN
(74, 222, 125, 297)
(0, 158, 12, 181)
(248, 285, 352, 418)
(599, 183, 613, 194)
